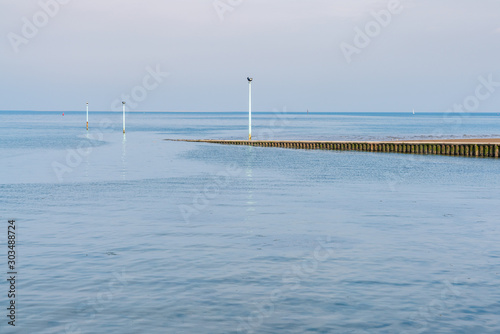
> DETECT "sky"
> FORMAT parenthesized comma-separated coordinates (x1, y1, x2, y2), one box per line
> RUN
(1, 0, 500, 112)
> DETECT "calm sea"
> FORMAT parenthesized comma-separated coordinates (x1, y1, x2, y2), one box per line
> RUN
(1, 111, 499, 333)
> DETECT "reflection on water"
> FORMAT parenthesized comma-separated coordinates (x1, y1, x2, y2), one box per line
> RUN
(121, 134, 127, 179)
(245, 147, 256, 213)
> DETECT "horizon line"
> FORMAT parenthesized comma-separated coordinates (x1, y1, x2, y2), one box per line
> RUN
(1, 110, 500, 113)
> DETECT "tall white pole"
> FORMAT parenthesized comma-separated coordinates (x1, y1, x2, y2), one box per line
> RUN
(248, 77, 253, 141)
(86, 102, 89, 131)
(122, 101, 126, 134)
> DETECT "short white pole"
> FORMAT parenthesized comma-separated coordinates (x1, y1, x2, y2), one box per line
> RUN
(86, 102, 89, 131)
(122, 101, 126, 134)
(248, 77, 253, 140)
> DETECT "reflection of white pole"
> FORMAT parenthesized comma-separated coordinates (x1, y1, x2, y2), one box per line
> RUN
(122, 101, 126, 134)
(86, 102, 89, 131)
(247, 77, 253, 140)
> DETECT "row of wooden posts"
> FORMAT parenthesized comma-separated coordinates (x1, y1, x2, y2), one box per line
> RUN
(186, 140, 500, 158)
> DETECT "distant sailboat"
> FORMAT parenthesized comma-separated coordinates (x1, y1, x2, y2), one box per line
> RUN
(412, 109, 415, 115)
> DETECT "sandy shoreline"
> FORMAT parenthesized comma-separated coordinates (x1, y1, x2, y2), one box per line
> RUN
(392, 138, 500, 144)
(172, 138, 500, 158)
(172, 138, 500, 144)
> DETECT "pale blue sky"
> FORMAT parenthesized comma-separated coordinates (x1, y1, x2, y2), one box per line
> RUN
(1, 0, 500, 112)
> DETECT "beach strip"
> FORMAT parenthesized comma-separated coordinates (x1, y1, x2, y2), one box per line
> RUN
(169, 139, 500, 158)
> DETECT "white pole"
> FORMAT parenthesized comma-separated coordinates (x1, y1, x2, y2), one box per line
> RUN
(86, 102, 89, 131)
(248, 77, 253, 140)
(122, 101, 126, 134)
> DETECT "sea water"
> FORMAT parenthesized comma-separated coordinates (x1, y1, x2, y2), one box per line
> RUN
(0, 111, 499, 333)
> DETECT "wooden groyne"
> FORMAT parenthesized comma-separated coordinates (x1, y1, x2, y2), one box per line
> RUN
(170, 139, 500, 158)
